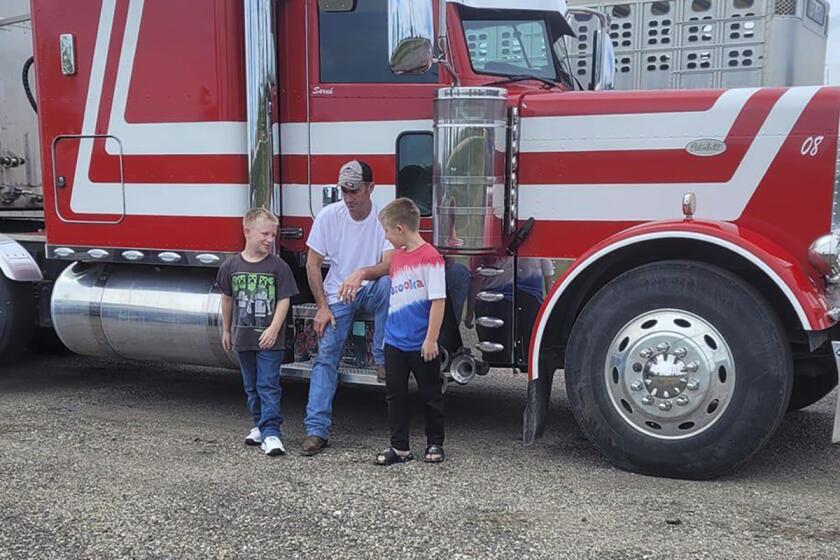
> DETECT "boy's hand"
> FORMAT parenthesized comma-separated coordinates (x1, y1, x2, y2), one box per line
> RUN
(259, 326, 279, 349)
(314, 305, 336, 337)
(421, 338, 439, 362)
(222, 331, 232, 352)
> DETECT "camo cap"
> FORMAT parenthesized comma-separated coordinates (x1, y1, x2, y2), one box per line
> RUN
(337, 160, 374, 191)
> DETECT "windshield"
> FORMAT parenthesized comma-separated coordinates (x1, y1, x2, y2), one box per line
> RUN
(462, 17, 575, 88)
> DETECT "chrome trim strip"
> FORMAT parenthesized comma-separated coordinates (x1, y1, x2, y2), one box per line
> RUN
(47, 245, 236, 268)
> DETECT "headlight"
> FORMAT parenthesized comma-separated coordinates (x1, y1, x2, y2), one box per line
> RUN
(809, 233, 840, 277)
(812, 124, 840, 280)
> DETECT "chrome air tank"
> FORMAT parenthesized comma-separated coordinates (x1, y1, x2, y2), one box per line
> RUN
(51, 263, 237, 369)
(433, 87, 508, 252)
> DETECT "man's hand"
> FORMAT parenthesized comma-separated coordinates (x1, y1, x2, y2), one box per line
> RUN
(421, 338, 440, 362)
(338, 270, 366, 303)
(222, 330, 232, 352)
(258, 325, 280, 349)
(464, 307, 475, 330)
(314, 305, 336, 337)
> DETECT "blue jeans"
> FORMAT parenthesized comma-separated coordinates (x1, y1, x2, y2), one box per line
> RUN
(305, 275, 390, 439)
(237, 350, 284, 439)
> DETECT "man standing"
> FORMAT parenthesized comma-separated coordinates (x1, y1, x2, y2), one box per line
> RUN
(302, 160, 393, 456)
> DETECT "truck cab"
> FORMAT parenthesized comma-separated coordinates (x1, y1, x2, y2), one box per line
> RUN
(2, 0, 839, 479)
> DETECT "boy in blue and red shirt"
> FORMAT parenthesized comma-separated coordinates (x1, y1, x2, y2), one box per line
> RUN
(375, 198, 446, 465)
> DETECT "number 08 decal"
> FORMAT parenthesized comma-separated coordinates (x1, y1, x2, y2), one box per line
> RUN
(801, 136, 825, 157)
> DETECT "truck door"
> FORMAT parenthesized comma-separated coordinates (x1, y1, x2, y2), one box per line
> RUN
(306, 0, 438, 215)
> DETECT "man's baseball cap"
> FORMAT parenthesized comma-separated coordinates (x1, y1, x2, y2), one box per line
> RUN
(337, 160, 374, 191)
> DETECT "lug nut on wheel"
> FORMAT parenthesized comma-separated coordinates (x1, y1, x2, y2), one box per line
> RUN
(686, 379, 700, 391)
(641, 396, 654, 406)
(676, 395, 689, 406)
(658, 401, 672, 411)
(656, 342, 670, 353)
(640, 348, 653, 359)
(631, 381, 643, 391)
(673, 347, 687, 358)
(684, 361, 699, 373)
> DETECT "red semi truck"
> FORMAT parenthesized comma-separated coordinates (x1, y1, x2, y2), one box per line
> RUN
(1, 0, 839, 478)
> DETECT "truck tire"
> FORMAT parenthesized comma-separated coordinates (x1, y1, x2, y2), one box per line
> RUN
(788, 355, 838, 412)
(565, 261, 792, 479)
(0, 274, 35, 363)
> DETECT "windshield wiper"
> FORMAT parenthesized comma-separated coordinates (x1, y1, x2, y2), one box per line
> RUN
(487, 75, 559, 89)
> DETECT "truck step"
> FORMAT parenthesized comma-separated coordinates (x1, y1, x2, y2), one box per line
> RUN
(281, 359, 383, 387)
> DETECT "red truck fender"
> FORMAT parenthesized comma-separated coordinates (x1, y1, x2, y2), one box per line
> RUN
(522, 220, 833, 444)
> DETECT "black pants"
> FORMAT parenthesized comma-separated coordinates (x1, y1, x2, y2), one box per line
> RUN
(384, 344, 445, 451)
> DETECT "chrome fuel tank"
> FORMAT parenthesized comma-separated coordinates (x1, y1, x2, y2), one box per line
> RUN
(51, 263, 236, 369)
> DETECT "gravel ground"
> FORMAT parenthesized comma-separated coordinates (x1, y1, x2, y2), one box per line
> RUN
(0, 352, 839, 560)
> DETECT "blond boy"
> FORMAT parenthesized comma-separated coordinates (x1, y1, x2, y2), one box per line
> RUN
(375, 198, 447, 465)
(217, 208, 299, 456)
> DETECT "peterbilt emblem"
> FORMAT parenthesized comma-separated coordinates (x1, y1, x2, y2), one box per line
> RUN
(686, 139, 727, 157)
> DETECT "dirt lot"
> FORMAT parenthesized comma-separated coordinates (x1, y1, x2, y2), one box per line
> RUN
(0, 352, 839, 559)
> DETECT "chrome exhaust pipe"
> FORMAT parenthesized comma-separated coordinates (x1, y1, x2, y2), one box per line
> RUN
(449, 351, 477, 385)
(244, 0, 277, 212)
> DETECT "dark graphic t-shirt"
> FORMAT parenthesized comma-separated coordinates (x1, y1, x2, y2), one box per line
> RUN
(216, 254, 299, 351)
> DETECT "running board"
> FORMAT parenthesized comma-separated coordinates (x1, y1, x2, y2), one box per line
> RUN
(281, 360, 383, 387)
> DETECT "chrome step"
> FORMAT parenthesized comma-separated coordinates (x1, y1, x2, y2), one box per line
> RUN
(476, 316, 504, 328)
(476, 341, 505, 353)
(281, 360, 383, 387)
(476, 291, 505, 303)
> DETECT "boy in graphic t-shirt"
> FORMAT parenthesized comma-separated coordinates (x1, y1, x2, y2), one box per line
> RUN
(216, 208, 299, 456)
(374, 198, 447, 466)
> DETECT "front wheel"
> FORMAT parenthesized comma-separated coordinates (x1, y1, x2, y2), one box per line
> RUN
(565, 261, 792, 479)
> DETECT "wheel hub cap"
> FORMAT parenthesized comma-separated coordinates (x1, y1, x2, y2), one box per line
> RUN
(605, 309, 736, 440)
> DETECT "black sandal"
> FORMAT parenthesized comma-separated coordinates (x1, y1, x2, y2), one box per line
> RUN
(374, 447, 413, 466)
(424, 444, 445, 463)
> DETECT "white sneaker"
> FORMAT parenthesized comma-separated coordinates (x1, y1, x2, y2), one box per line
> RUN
(245, 427, 262, 446)
(261, 436, 286, 456)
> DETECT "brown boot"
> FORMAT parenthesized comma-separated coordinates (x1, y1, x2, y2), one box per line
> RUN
(301, 435, 328, 456)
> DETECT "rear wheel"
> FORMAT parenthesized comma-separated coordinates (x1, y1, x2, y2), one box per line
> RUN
(565, 261, 792, 479)
(0, 274, 35, 363)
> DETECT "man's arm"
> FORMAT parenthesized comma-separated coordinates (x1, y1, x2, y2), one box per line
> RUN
(220, 294, 233, 351)
(339, 249, 394, 303)
(306, 248, 336, 337)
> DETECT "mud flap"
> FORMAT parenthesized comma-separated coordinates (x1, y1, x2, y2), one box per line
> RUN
(523, 362, 555, 445)
(833, 341, 840, 444)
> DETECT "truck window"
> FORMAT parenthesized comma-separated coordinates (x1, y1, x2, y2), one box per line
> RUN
(396, 132, 433, 216)
(318, 0, 438, 83)
(464, 20, 554, 79)
(462, 17, 574, 88)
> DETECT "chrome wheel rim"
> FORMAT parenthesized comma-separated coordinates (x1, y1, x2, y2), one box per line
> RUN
(605, 309, 736, 440)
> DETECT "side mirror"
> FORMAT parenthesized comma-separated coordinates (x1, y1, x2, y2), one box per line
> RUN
(566, 9, 616, 91)
(388, 0, 435, 74)
(592, 27, 616, 90)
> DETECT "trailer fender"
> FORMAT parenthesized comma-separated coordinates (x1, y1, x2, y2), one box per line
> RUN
(0, 234, 42, 282)
(523, 221, 830, 442)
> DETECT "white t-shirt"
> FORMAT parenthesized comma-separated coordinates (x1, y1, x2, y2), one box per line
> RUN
(307, 202, 393, 305)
